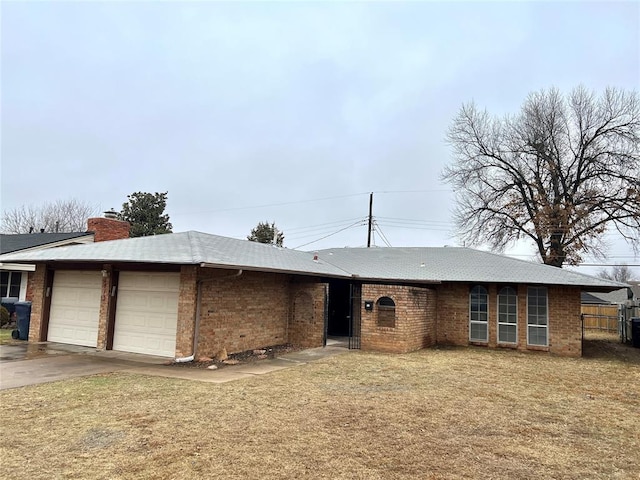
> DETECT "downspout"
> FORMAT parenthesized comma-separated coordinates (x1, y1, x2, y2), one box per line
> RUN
(175, 268, 243, 362)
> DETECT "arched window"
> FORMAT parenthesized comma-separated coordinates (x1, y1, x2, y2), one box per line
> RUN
(377, 296, 396, 328)
(497, 286, 517, 343)
(469, 285, 488, 342)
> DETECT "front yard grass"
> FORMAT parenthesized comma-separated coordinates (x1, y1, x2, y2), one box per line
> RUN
(1, 340, 639, 479)
(0, 328, 15, 344)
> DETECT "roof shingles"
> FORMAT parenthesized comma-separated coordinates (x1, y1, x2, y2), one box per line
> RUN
(0, 231, 626, 289)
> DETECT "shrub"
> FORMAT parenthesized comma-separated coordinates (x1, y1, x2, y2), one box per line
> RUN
(0, 306, 9, 327)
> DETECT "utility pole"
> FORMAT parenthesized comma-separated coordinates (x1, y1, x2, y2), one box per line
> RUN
(367, 192, 373, 248)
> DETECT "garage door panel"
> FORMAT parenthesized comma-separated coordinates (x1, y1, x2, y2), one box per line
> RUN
(113, 272, 180, 358)
(53, 271, 103, 289)
(116, 291, 177, 313)
(118, 273, 180, 292)
(48, 271, 101, 347)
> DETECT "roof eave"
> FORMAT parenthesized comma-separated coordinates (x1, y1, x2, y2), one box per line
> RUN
(199, 262, 351, 279)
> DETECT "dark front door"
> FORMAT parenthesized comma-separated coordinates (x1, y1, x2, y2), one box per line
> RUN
(328, 280, 350, 336)
(349, 283, 362, 350)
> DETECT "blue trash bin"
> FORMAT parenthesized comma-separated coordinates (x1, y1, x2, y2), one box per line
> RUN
(14, 301, 32, 341)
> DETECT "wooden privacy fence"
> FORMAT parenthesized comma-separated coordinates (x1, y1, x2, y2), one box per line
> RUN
(581, 304, 619, 332)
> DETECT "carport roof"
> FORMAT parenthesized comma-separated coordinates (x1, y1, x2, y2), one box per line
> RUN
(0, 231, 626, 289)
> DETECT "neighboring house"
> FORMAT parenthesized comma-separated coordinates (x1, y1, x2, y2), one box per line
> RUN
(581, 292, 610, 305)
(582, 281, 640, 306)
(0, 213, 129, 302)
(0, 230, 625, 359)
(1, 232, 94, 301)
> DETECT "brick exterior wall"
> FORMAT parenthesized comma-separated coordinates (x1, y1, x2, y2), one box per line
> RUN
(176, 265, 198, 358)
(289, 280, 327, 348)
(547, 286, 582, 356)
(361, 284, 437, 353)
(87, 217, 130, 242)
(194, 269, 327, 356)
(435, 283, 583, 357)
(27, 264, 47, 342)
(23, 259, 584, 358)
(435, 283, 470, 346)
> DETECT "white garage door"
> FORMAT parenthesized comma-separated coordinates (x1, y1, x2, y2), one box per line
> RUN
(113, 272, 180, 357)
(48, 270, 102, 347)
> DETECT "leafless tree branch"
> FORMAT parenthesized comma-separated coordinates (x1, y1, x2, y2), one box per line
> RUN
(442, 86, 640, 267)
(1, 199, 100, 234)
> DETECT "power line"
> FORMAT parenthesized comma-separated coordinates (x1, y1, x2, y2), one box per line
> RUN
(376, 216, 452, 225)
(175, 192, 371, 215)
(373, 220, 393, 247)
(291, 220, 366, 249)
(573, 264, 640, 267)
(175, 189, 454, 216)
(285, 217, 364, 233)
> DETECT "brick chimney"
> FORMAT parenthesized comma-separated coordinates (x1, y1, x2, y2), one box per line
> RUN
(87, 210, 130, 242)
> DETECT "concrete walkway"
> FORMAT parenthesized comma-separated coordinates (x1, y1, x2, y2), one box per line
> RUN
(0, 342, 348, 390)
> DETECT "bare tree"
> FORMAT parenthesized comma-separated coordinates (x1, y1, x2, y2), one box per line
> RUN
(443, 86, 640, 267)
(1, 199, 100, 234)
(598, 265, 635, 283)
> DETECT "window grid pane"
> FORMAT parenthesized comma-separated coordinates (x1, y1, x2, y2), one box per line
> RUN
(498, 287, 517, 343)
(498, 324, 517, 343)
(0, 272, 8, 298)
(470, 286, 488, 342)
(528, 326, 548, 346)
(8, 272, 21, 298)
(527, 287, 548, 346)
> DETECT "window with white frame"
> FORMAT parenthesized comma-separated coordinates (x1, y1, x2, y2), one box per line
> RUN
(0, 271, 22, 298)
(527, 286, 548, 346)
(469, 285, 488, 342)
(497, 286, 517, 343)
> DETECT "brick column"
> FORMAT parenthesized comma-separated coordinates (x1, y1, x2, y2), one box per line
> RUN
(27, 264, 47, 342)
(96, 266, 113, 350)
(175, 265, 198, 358)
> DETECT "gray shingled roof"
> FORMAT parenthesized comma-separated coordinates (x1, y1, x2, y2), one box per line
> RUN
(0, 231, 350, 278)
(316, 247, 627, 289)
(0, 231, 626, 289)
(584, 285, 639, 304)
(0, 232, 93, 254)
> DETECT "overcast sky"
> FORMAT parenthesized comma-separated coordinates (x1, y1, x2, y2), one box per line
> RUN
(1, 1, 638, 275)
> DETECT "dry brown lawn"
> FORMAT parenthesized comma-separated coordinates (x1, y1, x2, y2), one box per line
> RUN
(1, 338, 639, 479)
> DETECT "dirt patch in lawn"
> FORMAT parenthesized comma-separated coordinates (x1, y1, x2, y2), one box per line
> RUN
(583, 331, 640, 365)
(1, 345, 639, 480)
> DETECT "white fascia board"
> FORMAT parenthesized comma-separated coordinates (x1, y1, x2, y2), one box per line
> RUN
(0, 263, 36, 272)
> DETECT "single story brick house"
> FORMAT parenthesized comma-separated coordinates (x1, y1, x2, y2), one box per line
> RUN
(0, 223, 624, 359)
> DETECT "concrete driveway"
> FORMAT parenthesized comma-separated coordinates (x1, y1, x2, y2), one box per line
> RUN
(0, 343, 167, 390)
(0, 342, 348, 390)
